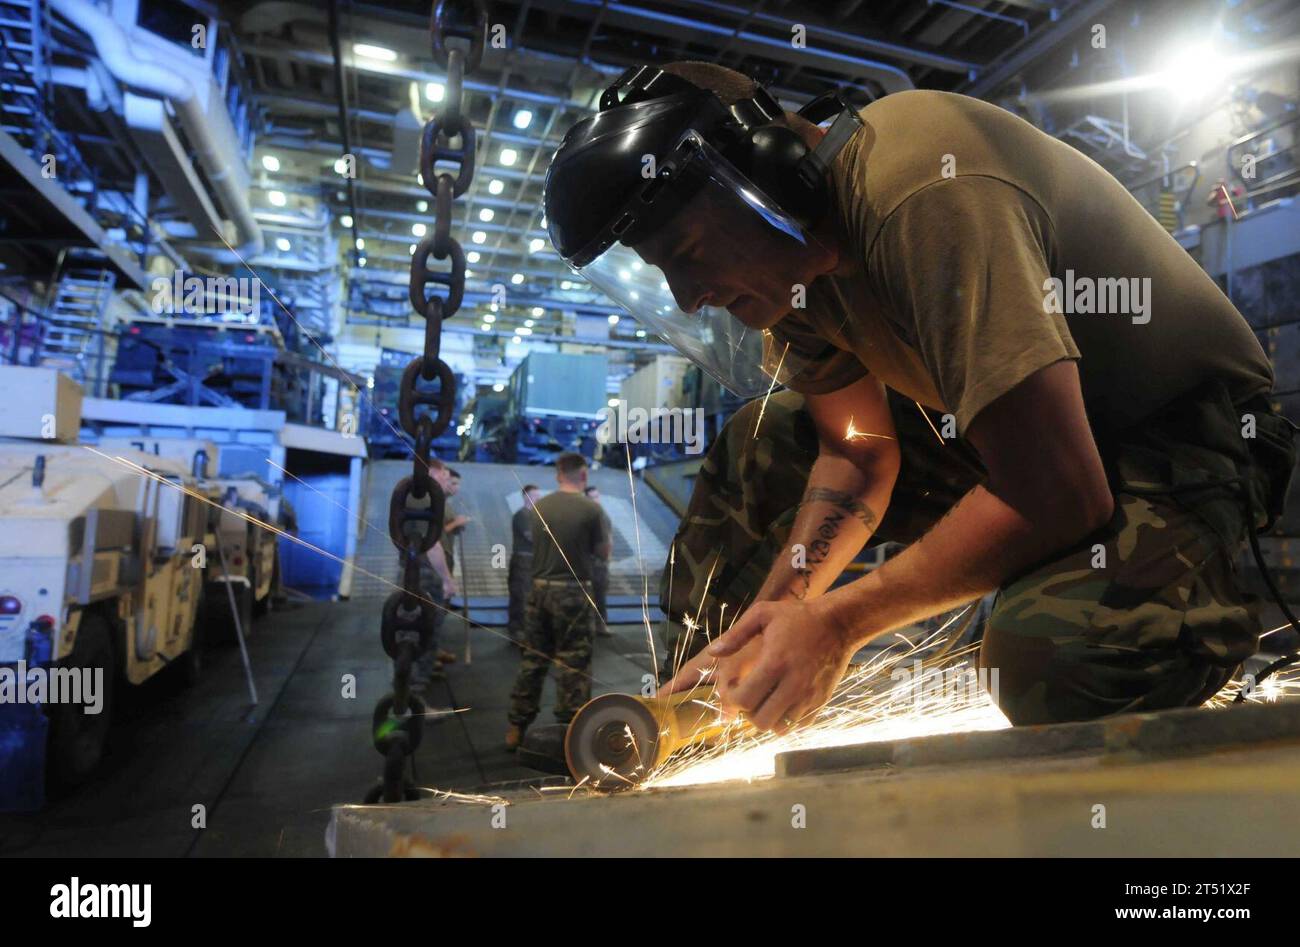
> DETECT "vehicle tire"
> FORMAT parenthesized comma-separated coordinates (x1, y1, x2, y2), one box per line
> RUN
(45, 611, 117, 790)
(252, 551, 277, 618)
(177, 590, 205, 687)
(204, 581, 255, 644)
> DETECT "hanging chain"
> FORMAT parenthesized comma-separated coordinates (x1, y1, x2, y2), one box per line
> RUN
(364, 0, 488, 805)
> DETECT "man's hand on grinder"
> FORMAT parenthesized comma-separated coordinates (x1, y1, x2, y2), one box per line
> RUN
(659, 598, 855, 734)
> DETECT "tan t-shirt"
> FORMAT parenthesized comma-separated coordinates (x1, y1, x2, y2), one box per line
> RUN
(771, 90, 1272, 439)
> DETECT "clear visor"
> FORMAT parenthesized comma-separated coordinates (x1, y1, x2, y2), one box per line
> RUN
(570, 135, 812, 399)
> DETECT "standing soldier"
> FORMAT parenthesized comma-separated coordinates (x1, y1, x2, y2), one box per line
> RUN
(506, 454, 611, 749)
(584, 485, 614, 636)
(508, 483, 542, 646)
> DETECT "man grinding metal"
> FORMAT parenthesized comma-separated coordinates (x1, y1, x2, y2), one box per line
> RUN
(542, 61, 1298, 731)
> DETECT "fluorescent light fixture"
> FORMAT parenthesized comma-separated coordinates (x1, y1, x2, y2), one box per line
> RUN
(261, 155, 280, 172)
(353, 43, 397, 61)
(513, 109, 533, 129)
(426, 82, 445, 102)
(412, 222, 427, 236)
(467, 251, 480, 263)
(275, 237, 291, 252)
(267, 190, 286, 207)
(499, 148, 518, 166)
(488, 179, 504, 195)
(529, 238, 544, 253)
(417, 200, 428, 212)
(479, 208, 494, 222)
(472, 231, 486, 244)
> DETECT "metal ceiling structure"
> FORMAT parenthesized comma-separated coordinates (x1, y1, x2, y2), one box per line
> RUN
(229, 0, 1086, 349)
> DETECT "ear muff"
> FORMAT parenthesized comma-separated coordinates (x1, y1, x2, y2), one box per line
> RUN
(731, 124, 829, 227)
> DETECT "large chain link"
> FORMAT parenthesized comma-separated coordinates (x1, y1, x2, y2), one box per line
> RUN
(365, 0, 488, 806)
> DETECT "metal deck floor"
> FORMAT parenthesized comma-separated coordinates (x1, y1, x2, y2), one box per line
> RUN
(0, 599, 664, 857)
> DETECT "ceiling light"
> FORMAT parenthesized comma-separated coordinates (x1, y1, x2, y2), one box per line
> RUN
(529, 238, 544, 253)
(511, 273, 524, 285)
(513, 109, 534, 130)
(267, 190, 286, 207)
(340, 214, 353, 228)
(493, 383, 505, 392)
(488, 179, 504, 195)
(524, 319, 534, 328)
(511, 336, 521, 345)
(261, 155, 280, 172)
(275, 237, 291, 252)
(530, 307, 544, 317)
(479, 208, 494, 222)
(355, 237, 365, 250)
(483, 313, 496, 323)
(608, 314, 620, 325)
(517, 327, 533, 335)
(481, 322, 491, 331)
(412, 222, 426, 236)
(417, 200, 428, 212)
(358, 256, 367, 266)
(467, 251, 480, 263)
(426, 82, 445, 102)
(353, 43, 397, 61)
(472, 231, 487, 244)
(561, 280, 573, 290)
(499, 148, 518, 166)
(409, 244, 417, 254)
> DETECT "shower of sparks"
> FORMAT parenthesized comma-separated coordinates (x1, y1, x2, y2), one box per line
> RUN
(415, 788, 510, 807)
(640, 625, 1009, 790)
(751, 342, 790, 440)
(843, 417, 896, 443)
(915, 401, 945, 445)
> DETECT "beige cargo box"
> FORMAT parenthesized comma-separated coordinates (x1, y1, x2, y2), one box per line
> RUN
(0, 366, 83, 443)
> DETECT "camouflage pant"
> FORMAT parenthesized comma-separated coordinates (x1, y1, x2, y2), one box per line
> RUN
(508, 580, 596, 727)
(507, 554, 531, 642)
(410, 566, 448, 684)
(662, 381, 1296, 726)
(591, 560, 609, 622)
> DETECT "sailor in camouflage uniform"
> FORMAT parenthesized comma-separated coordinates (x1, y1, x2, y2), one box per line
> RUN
(507, 453, 611, 748)
(663, 382, 1296, 725)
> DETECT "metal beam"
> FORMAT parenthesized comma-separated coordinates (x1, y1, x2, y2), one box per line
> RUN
(962, 0, 1119, 98)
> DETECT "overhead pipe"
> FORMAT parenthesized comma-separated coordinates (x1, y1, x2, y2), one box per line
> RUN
(48, 0, 264, 260)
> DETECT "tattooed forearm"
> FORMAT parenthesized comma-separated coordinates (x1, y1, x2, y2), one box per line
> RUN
(799, 487, 878, 531)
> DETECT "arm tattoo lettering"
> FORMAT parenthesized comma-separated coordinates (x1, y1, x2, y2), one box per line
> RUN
(788, 489, 878, 599)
